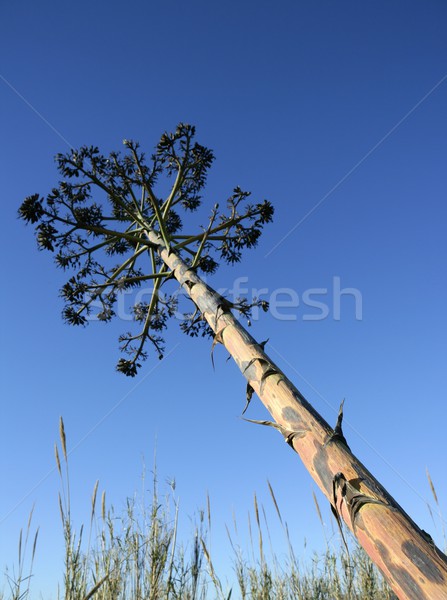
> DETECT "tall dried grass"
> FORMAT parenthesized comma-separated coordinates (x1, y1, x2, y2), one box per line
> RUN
(3, 420, 445, 599)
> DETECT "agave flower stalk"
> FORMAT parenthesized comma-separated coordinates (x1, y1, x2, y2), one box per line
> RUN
(19, 124, 447, 599)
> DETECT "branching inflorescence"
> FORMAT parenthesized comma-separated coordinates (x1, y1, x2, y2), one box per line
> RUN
(19, 124, 274, 376)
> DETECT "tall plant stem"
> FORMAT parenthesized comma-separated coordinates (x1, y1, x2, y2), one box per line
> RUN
(148, 229, 447, 600)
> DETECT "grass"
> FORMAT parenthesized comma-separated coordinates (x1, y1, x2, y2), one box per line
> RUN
(4, 418, 445, 599)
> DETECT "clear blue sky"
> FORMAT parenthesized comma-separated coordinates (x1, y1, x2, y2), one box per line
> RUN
(1, 1, 446, 595)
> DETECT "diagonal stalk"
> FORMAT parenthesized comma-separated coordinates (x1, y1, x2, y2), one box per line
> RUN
(146, 228, 447, 600)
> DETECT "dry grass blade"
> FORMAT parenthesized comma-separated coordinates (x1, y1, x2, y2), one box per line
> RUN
(247, 511, 254, 559)
(426, 468, 439, 505)
(101, 490, 106, 520)
(261, 504, 274, 559)
(253, 493, 260, 529)
(54, 442, 62, 477)
(253, 493, 264, 566)
(201, 537, 211, 567)
(207, 491, 212, 532)
(232, 508, 238, 536)
(166, 497, 180, 592)
(267, 480, 283, 526)
(201, 538, 227, 599)
(426, 467, 446, 548)
(427, 503, 435, 523)
(59, 416, 67, 461)
(18, 528, 22, 565)
(312, 489, 324, 527)
(91, 480, 99, 520)
(27, 505, 35, 531)
(32, 528, 39, 561)
(82, 572, 110, 600)
(225, 523, 238, 555)
(58, 492, 65, 522)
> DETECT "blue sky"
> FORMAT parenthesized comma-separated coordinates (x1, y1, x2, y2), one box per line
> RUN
(1, 1, 446, 595)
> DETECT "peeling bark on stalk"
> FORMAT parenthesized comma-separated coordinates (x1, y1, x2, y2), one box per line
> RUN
(149, 229, 447, 600)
